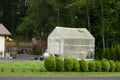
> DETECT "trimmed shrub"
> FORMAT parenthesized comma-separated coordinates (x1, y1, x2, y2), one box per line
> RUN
(79, 59, 88, 72)
(72, 58, 80, 72)
(0, 67, 4, 72)
(56, 57, 64, 71)
(88, 61, 95, 72)
(115, 61, 120, 72)
(44, 57, 56, 71)
(109, 60, 115, 72)
(64, 58, 73, 71)
(22, 66, 26, 72)
(11, 68, 15, 72)
(101, 59, 110, 72)
(31, 64, 35, 72)
(95, 61, 101, 72)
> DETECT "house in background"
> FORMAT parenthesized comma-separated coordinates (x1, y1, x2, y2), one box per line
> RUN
(47, 27, 95, 60)
(0, 23, 11, 57)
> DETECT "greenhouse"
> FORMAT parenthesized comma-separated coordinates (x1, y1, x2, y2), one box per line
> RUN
(47, 27, 95, 60)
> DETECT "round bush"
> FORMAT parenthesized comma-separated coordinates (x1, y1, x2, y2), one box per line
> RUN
(0, 67, 4, 72)
(95, 61, 101, 72)
(11, 68, 15, 72)
(31, 64, 36, 72)
(101, 59, 110, 72)
(44, 57, 56, 71)
(72, 58, 80, 72)
(79, 59, 88, 72)
(64, 58, 73, 71)
(115, 61, 120, 72)
(109, 60, 115, 72)
(88, 61, 95, 72)
(56, 57, 64, 71)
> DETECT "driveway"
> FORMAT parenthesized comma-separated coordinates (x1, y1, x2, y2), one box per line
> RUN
(0, 54, 36, 61)
(0, 77, 120, 80)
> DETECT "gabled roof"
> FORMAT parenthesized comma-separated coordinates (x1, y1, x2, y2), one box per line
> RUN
(0, 24, 11, 35)
(49, 26, 94, 39)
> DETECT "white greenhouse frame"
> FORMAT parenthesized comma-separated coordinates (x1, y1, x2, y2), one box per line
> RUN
(47, 27, 95, 60)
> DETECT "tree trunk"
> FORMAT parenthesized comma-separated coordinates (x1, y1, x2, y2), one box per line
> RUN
(101, 0, 105, 51)
(57, 8, 60, 26)
(86, 0, 91, 32)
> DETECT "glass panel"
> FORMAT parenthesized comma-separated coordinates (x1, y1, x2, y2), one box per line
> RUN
(86, 51, 94, 59)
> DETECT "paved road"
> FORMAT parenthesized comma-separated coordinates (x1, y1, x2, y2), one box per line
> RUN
(0, 77, 120, 80)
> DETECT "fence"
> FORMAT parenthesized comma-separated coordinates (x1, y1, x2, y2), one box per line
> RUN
(5, 41, 33, 54)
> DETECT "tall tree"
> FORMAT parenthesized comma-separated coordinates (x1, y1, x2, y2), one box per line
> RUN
(0, 0, 27, 35)
(101, 0, 105, 51)
(17, 0, 87, 40)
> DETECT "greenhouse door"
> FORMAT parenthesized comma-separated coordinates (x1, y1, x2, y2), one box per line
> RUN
(0, 36, 5, 57)
(86, 51, 94, 59)
(54, 38, 61, 55)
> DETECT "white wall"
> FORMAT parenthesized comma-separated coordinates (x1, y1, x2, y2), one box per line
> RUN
(0, 36, 5, 57)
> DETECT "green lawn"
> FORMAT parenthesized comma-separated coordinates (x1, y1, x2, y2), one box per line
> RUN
(0, 72, 120, 77)
(0, 61, 120, 77)
(0, 61, 46, 72)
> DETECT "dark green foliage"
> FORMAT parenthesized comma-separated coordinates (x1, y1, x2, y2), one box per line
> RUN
(95, 52, 102, 60)
(103, 48, 109, 60)
(114, 44, 120, 61)
(64, 58, 73, 71)
(101, 59, 110, 72)
(56, 57, 64, 71)
(44, 57, 56, 71)
(33, 50, 40, 55)
(72, 58, 80, 72)
(31, 65, 35, 72)
(103, 48, 114, 60)
(11, 68, 15, 72)
(115, 61, 120, 72)
(79, 59, 88, 72)
(88, 61, 95, 72)
(102, 45, 120, 61)
(1, 68, 4, 72)
(1, 0, 120, 59)
(109, 60, 115, 72)
(23, 67, 25, 72)
(95, 61, 101, 72)
(31, 69, 34, 72)
(110, 48, 115, 60)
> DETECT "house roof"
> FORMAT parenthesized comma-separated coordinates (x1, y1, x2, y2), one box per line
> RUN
(48, 26, 94, 39)
(0, 24, 11, 35)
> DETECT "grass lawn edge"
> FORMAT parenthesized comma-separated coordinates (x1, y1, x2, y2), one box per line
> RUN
(0, 72, 120, 77)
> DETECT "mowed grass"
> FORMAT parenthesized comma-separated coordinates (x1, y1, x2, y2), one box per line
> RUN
(0, 72, 120, 77)
(0, 61, 120, 77)
(0, 61, 46, 72)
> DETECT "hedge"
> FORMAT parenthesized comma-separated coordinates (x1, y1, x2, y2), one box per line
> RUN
(79, 59, 88, 72)
(44, 57, 56, 71)
(115, 61, 120, 72)
(101, 59, 110, 72)
(95, 61, 101, 72)
(88, 61, 95, 72)
(56, 57, 64, 71)
(72, 58, 80, 72)
(64, 58, 73, 71)
(44, 57, 120, 72)
(109, 60, 115, 72)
